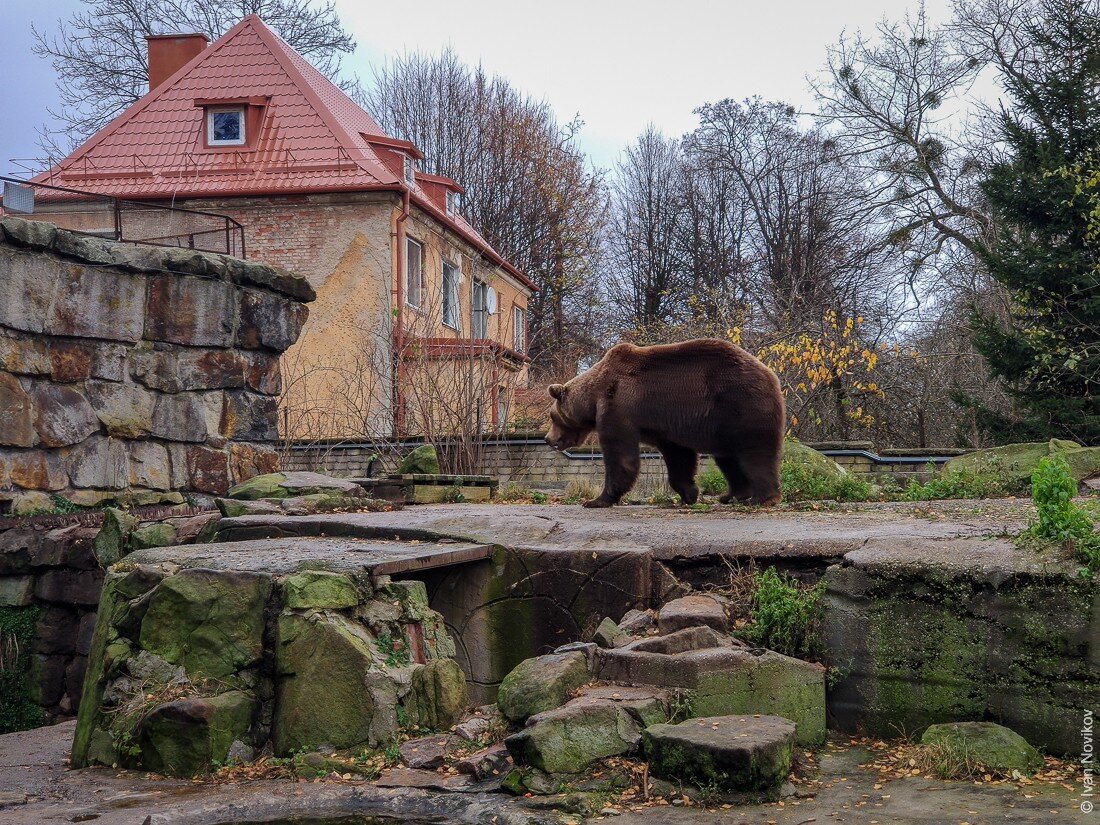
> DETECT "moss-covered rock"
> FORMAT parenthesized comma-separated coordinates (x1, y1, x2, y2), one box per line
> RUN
(94, 508, 139, 567)
(139, 569, 270, 679)
(399, 444, 440, 475)
(497, 651, 591, 723)
(642, 714, 796, 794)
(920, 721, 1043, 776)
(226, 472, 289, 500)
(215, 498, 283, 517)
(782, 439, 846, 480)
(129, 522, 179, 551)
(138, 690, 254, 777)
(945, 438, 1100, 489)
(407, 658, 468, 730)
(282, 570, 360, 610)
(273, 611, 378, 754)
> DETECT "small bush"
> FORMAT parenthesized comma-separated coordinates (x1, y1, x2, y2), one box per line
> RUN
(780, 461, 874, 502)
(498, 483, 532, 503)
(697, 465, 727, 496)
(1022, 454, 1100, 571)
(743, 567, 824, 660)
(902, 467, 1008, 501)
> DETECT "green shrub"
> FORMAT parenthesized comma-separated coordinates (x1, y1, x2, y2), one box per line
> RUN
(0, 606, 44, 734)
(743, 568, 824, 659)
(902, 466, 1009, 501)
(697, 465, 728, 496)
(780, 460, 874, 502)
(1022, 454, 1100, 570)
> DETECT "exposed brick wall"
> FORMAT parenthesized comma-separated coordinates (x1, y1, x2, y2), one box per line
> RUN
(0, 218, 313, 513)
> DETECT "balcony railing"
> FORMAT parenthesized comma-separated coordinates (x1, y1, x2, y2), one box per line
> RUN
(0, 176, 246, 259)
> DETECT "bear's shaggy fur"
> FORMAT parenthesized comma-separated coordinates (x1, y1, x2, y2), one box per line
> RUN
(545, 339, 785, 508)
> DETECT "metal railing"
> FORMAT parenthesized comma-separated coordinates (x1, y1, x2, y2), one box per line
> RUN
(0, 176, 246, 259)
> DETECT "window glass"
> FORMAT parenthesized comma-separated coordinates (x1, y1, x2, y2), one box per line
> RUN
(208, 108, 245, 145)
(472, 281, 488, 338)
(446, 190, 459, 215)
(406, 238, 423, 308)
(443, 260, 460, 329)
(513, 306, 526, 353)
(404, 154, 416, 185)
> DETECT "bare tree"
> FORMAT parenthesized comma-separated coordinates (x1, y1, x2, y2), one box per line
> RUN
(366, 50, 607, 380)
(33, 0, 357, 158)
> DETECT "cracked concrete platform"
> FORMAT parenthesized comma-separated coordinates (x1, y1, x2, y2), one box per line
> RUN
(211, 498, 1037, 565)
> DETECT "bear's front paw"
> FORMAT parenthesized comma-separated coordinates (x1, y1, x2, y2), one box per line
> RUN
(582, 498, 614, 508)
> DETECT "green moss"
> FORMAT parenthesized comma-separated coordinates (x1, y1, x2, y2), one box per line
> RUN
(0, 605, 44, 733)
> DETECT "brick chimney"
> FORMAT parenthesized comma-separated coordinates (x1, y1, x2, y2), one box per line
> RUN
(146, 33, 209, 91)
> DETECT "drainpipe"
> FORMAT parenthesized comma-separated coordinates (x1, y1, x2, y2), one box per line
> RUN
(393, 188, 411, 437)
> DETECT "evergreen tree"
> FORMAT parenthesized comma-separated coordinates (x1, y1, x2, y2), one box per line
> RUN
(972, 0, 1100, 443)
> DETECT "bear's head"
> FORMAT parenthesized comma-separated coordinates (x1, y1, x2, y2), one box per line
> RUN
(544, 382, 594, 451)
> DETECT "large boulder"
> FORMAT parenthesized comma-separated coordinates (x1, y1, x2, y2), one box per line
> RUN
(399, 444, 440, 475)
(945, 438, 1100, 490)
(273, 611, 379, 753)
(226, 471, 364, 501)
(597, 646, 826, 747)
(407, 658, 469, 730)
(496, 651, 591, 723)
(642, 714, 796, 793)
(782, 439, 847, 481)
(920, 722, 1043, 776)
(505, 686, 667, 774)
(138, 691, 254, 777)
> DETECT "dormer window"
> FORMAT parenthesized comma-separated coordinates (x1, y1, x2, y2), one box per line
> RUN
(207, 106, 245, 146)
(446, 190, 460, 216)
(403, 154, 416, 185)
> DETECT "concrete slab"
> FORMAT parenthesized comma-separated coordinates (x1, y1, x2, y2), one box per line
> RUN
(125, 535, 492, 576)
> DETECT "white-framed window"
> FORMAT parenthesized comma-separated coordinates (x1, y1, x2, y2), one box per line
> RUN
(404, 154, 416, 185)
(446, 190, 460, 216)
(513, 305, 526, 353)
(471, 280, 488, 339)
(207, 106, 245, 146)
(406, 237, 424, 309)
(442, 259, 460, 330)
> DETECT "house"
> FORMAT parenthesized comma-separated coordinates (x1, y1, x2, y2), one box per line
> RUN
(32, 16, 534, 442)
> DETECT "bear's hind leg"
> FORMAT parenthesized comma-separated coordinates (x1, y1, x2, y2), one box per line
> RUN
(587, 424, 641, 508)
(735, 446, 782, 506)
(714, 455, 752, 504)
(658, 443, 699, 505)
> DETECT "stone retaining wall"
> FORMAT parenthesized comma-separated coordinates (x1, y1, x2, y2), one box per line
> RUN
(0, 218, 313, 512)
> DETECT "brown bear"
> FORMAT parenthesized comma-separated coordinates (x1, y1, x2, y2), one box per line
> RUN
(545, 339, 784, 508)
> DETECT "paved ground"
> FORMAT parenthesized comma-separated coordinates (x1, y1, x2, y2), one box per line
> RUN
(0, 722, 1086, 825)
(216, 498, 1038, 564)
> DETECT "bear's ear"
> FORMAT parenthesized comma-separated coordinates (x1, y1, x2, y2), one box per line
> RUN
(548, 384, 565, 401)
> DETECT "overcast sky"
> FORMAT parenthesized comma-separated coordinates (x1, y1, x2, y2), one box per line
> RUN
(3, 0, 958, 176)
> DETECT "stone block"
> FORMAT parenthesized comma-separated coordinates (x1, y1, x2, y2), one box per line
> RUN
(399, 734, 456, 770)
(29, 654, 68, 707)
(243, 351, 281, 395)
(496, 651, 591, 723)
(921, 721, 1043, 776)
(34, 606, 78, 655)
(145, 274, 234, 347)
(65, 435, 129, 489)
(233, 261, 316, 302)
(137, 690, 255, 777)
(52, 232, 115, 265)
(129, 345, 181, 392)
(282, 570, 360, 610)
(657, 594, 728, 634)
(172, 444, 230, 494)
(47, 341, 94, 383)
(0, 247, 56, 333)
(35, 568, 105, 606)
(228, 442, 279, 484)
(642, 715, 796, 793)
(65, 654, 88, 705)
(219, 391, 278, 441)
(76, 613, 98, 656)
(407, 658, 468, 730)
(30, 384, 99, 447)
(236, 288, 308, 351)
(0, 217, 58, 250)
(48, 262, 145, 342)
(29, 526, 98, 569)
(0, 372, 34, 447)
(139, 568, 271, 680)
(86, 380, 155, 438)
(9, 491, 55, 515)
(0, 333, 51, 375)
(0, 575, 35, 606)
(151, 393, 209, 442)
(91, 344, 127, 382)
(6, 449, 68, 490)
(176, 349, 246, 390)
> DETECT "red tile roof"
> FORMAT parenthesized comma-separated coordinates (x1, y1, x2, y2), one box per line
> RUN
(36, 15, 533, 291)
